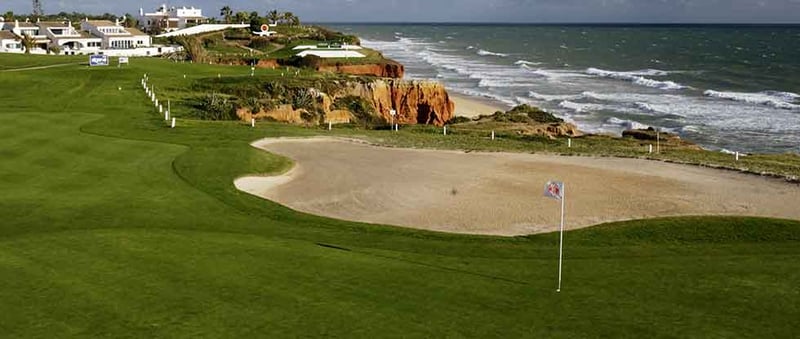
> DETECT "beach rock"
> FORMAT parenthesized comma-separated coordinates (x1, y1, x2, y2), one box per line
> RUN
(622, 128, 703, 150)
(622, 128, 662, 140)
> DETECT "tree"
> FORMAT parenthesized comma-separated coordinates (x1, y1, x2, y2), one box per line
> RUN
(19, 34, 35, 54)
(249, 11, 264, 32)
(266, 10, 280, 24)
(122, 13, 139, 28)
(3, 11, 13, 21)
(174, 35, 207, 63)
(282, 12, 299, 26)
(233, 11, 249, 24)
(220, 6, 232, 23)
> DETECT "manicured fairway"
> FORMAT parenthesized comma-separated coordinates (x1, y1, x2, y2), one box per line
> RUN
(1, 55, 799, 337)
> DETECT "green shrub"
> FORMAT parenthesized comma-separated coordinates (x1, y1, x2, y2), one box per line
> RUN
(333, 96, 383, 128)
(446, 116, 472, 125)
(196, 93, 237, 120)
(249, 37, 272, 51)
(508, 104, 563, 123)
(291, 90, 315, 111)
(279, 55, 322, 69)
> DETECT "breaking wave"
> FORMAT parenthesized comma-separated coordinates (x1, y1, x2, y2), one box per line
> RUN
(477, 49, 508, 57)
(586, 68, 687, 90)
(704, 90, 800, 110)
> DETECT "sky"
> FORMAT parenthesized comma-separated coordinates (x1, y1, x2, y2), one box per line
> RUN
(3, 0, 800, 23)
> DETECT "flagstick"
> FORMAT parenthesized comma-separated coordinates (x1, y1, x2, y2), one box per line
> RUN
(557, 183, 565, 292)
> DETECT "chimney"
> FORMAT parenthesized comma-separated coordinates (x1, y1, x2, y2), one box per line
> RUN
(115, 18, 119, 26)
(15, 19, 19, 28)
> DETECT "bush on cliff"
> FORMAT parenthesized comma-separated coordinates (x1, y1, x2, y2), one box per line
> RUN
(334, 95, 383, 128)
(446, 116, 473, 125)
(196, 93, 237, 120)
(291, 90, 316, 111)
(279, 55, 323, 69)
(485, 104, 563, 124)
(249, 37, 273, 52)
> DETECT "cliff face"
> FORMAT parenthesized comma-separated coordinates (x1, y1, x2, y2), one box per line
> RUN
(238, 79, 454, 127)
(318, 62, 405, 78)
(345, 79, 454, 126)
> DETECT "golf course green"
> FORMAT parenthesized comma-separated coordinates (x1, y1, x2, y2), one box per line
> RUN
(1, 54, 799, 337)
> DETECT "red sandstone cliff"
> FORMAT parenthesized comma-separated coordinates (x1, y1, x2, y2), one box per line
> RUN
(238, 79, 454, 127)
(318, 62, 404, 78)
(345, 79, 454, 126)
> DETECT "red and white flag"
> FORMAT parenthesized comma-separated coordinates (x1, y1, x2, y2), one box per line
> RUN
(544, 181, 564, 201)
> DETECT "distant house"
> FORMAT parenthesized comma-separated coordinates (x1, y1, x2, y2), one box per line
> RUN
(0, 17, 177, 56)
(0, 30, 22, 53)
(81, 20, 151, 50)
(3, 20, 49, 52)
(42, 20, 101, 52)
(139, 4, 207, 33)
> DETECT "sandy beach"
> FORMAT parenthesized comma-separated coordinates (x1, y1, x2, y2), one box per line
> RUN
(451, 94, 509, 118)
(235, 137, 800, 236)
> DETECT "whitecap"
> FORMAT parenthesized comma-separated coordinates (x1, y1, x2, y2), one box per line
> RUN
(607, 117, 650, 130)
(477, 49, 508, 57)
(514, 60, 543, 66)
(586, 67, 686, 90)
(704, 90, 800, 110)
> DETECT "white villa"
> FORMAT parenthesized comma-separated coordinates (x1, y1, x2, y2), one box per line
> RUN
(80, 19, 150, 50)
(139, 4, 207, 33)
(0, 18, 177, 56)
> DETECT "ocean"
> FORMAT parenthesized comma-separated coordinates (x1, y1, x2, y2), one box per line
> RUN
(327, 24, 800, 154)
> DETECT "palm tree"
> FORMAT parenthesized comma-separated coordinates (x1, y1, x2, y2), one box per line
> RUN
(266, 10, 280, 24)
(175, 35, 207, 63)
(220, 6, 233, 24)
(19, 34, 35, 54)
(282, 12, 295, 25)
(234, 11, 249, 24)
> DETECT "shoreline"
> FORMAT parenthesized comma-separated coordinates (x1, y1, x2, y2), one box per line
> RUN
(450, 93, 510, 118)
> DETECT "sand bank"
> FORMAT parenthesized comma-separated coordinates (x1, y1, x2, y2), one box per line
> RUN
(235, 137, 800, 236)
(451, 94, 509, 118)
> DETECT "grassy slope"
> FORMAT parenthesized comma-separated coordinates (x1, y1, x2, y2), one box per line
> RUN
(0, 56, 798, 337)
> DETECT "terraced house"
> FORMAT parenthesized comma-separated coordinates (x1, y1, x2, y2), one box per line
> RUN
(0, 17, 174, 56)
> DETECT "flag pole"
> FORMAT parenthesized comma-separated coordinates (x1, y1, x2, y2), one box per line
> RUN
(557, 183, 565, 292)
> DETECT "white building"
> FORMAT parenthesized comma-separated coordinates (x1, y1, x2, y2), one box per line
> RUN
(139, 4, 206, 33)
(3, 20, 49, 52)
(40, 20, 102, 53)
(0, 18, 178, 56)
(81, 19, 151, 50)
(0, 30, 22, 53)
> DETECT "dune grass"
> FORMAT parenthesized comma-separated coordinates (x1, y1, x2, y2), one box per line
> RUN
(0, 55, 799, 337)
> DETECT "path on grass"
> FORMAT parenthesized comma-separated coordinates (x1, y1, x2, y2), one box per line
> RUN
(236, 137, 800, 236)
(1, 63, 80, 72)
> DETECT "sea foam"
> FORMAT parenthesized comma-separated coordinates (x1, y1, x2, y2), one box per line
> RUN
(586, 68, 686, 90)
(477, 49, 508, 57)
(704, 90, 800, 110)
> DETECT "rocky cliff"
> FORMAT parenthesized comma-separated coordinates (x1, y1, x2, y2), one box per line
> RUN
(344, 79, 454, 126)
(238, 79, 454, 127)
(317, 62, 405, 78)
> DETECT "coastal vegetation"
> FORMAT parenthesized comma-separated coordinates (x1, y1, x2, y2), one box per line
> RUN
(1, 44, 800, 337)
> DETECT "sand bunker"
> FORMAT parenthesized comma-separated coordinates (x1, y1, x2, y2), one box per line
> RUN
(235, 137, 800, 236)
